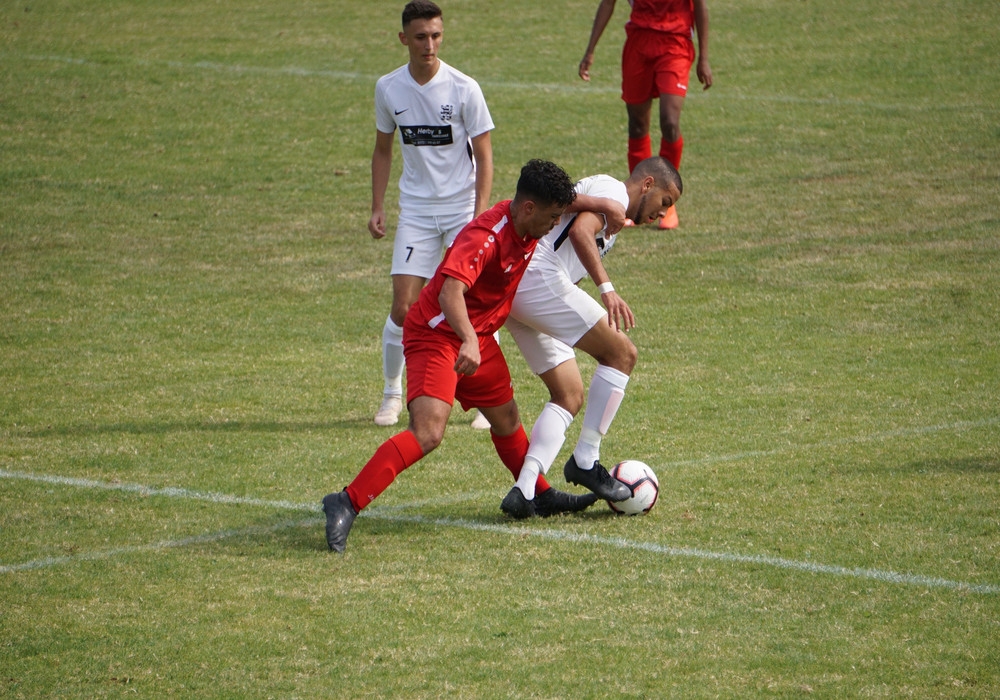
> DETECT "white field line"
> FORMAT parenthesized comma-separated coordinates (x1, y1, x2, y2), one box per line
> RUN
(375, 512, 1000, 595)
(16, 53, 985, 112)
(1, 466, 997, 593)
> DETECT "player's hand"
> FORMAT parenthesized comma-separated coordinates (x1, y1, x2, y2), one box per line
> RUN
(697, 57, 713, 90)
(368, 211, 387, 239)
(578, 54, 594, 81)
(602, 290, 636, 333)
(454, 340, 481, 376)
(602, 201, 627, 235)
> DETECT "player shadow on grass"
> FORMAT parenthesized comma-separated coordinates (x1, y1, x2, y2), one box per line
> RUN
(901, 456, 1000, 474)
(313, 499, 628, 551)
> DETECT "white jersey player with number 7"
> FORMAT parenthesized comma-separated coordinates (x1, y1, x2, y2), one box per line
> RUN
(368, 1, 495, 429)
(500, 156, 683, 518)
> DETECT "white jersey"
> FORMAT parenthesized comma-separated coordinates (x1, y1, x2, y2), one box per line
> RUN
(529, 175, 628, 284)
(374, 61, 494, 216)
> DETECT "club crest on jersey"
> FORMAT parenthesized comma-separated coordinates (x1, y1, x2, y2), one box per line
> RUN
(440, 104, 454, 122)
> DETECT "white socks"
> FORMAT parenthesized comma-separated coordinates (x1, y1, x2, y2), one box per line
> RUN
(382, 316, 404, 397)
(515, 402, 573, 500)
(573, 365, 629, 469)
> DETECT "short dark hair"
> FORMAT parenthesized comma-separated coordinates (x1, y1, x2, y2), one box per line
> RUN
(632, 156, 683, 195)
(515, 159, 577, 208)
(402, 0, 442, 28)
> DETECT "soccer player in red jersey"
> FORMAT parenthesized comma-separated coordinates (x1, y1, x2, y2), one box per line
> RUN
(323, 160, 587, 553)
(578, 0, 712, 229)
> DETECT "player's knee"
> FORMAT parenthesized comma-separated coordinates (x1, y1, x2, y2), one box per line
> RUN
(409, 421, 446, 454)
(549, 390, 583, 417)
(660, 121, 681, 144)
(414, 429, 444, 454)
(609, 339, 637, 374)
(390, 299, 414, 325)
(627, 111, 651, 139)
(487, 401, 521, 435)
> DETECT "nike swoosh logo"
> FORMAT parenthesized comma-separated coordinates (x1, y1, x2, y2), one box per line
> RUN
(394, 108, 409, 115)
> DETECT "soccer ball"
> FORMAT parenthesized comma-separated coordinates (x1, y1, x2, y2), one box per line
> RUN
(607, 460, 659, 515)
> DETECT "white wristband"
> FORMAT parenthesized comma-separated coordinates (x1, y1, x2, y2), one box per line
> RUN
(597, 282, 614, 295)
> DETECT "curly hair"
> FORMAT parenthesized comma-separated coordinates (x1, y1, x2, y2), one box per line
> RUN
(515, 159, 577, 208)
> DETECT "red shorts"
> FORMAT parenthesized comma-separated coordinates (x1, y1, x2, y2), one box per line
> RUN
(621, 25, 695, 104)
(403, 325, 514, 411)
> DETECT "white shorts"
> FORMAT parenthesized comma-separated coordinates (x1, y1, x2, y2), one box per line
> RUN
(506, 268, 607, 375)
(392, 210, 473, 279)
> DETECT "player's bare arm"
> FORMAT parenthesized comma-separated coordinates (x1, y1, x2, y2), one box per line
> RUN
(568, 213, 636, 333)
(693, 0, 713, 89)
(438, 276, 480, 375)
(566, 193, 627, 234)
(368, 129, 395, 239)
(579, 0, 617, 81)
(470, 131, 493, 217)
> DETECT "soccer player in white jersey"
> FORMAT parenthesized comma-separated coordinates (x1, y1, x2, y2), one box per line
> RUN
(499, 156, 683, 517)
(368, 1, 495, 428)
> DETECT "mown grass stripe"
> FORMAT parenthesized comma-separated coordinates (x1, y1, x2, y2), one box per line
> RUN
(15, 52, 993, 112)
(0, 518, 317, 574)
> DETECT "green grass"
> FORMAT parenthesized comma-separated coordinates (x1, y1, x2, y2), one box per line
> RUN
(2, 0, 998, 696)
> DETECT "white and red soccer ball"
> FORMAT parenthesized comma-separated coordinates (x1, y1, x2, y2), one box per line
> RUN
(607, 460, 659, 515)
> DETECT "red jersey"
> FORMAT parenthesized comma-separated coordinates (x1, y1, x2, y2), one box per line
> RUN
(627, 0, 694, 37)
(407, 200, 538, 338)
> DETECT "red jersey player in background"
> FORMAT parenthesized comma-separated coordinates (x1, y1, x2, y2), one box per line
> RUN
(578, 0, 712, 230)
(323, 160, 599, 553)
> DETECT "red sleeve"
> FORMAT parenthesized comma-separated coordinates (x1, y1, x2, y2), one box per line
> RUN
(439, 223, 499, 290)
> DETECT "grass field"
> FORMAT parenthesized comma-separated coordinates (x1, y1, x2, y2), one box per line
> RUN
(2, 0, 998, 696)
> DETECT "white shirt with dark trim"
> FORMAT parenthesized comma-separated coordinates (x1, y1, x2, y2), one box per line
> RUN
(529, 175, 628, 284)
(374, 60, 494, 216)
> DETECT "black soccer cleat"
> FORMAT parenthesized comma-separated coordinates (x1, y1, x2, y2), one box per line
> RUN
(322, 490, 358, 553)
(500, 487, 536, 520)
(534, 487, 599, 518)
(563, 455, 632, 502)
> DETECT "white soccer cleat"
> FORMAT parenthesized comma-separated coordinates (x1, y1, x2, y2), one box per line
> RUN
(470, 410, 491, 430)
(374, 394, 403, 426)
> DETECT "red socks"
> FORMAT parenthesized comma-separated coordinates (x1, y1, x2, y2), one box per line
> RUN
(659, 135, 683, 170)
(627, 136, 652, 173)
(345, 430, 424, 512)
(491, 426, 551, 492)
(344, 425, 559, 513)
(631, 135, 683, 172)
